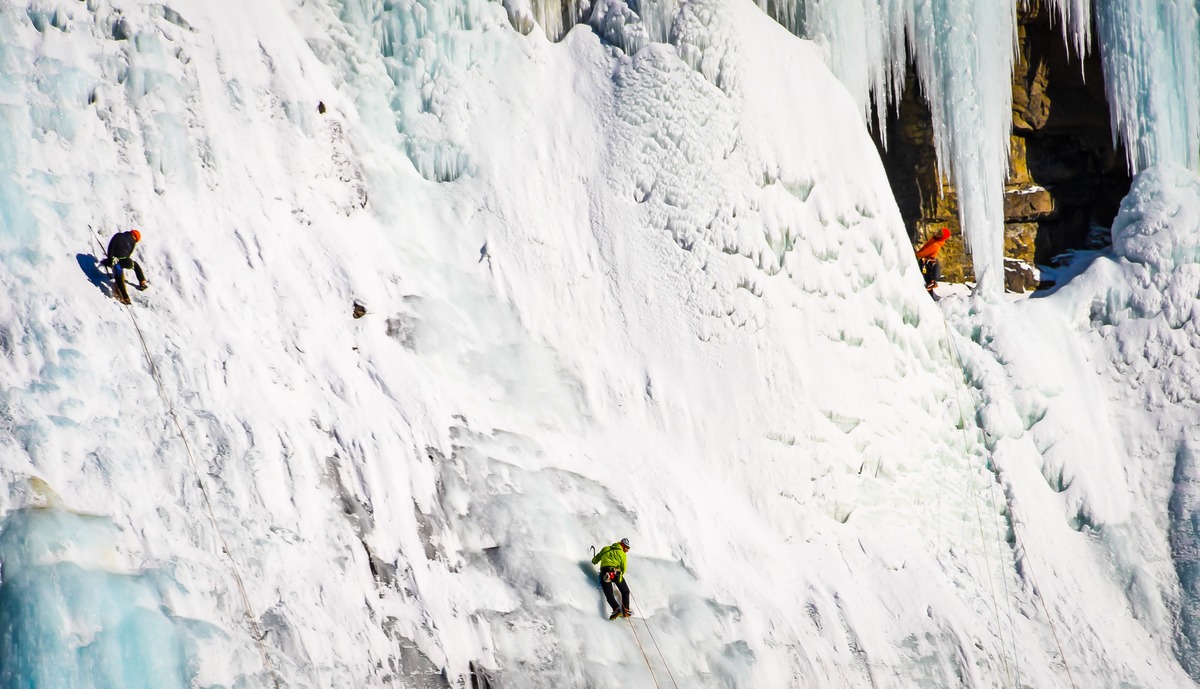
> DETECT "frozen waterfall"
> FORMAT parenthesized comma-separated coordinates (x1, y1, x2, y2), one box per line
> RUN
(523, 0, 1200, 292)
(766, 0, 1200, 291)
(757, 0, 1200, 290)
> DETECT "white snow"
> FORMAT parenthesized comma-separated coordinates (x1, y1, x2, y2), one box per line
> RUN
(1, 1, 1200, 688)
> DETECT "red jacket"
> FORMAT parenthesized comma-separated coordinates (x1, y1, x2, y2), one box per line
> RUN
(916, 228, 950, 260)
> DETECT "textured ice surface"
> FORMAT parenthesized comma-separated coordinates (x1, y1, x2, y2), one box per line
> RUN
(1, 1, 1199, 687)
(1112, 165, 1200, 272)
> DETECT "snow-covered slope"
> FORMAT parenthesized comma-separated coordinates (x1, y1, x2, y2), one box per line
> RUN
(1, 1, 1199, 687)
(940, 164, 1200, 688)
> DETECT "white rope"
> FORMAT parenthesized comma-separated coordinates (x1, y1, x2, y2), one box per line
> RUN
(630, 600, 679, 689)
(938, 302, 1077, 689)
(92, 229, 283, 688)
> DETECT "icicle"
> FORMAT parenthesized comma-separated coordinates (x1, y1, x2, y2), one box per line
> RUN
(760, 0, 1016, 292)
(1043, 0, 1093, 59)
(1096, 0, 1200, 174)
(525, 0, 588, 41)
(637, 0, 679, 45)
(907, 0, 1017, 292)
(756, 1, 906, 142)
(756, 0, 806, 35)
(530, 0, 567, 39)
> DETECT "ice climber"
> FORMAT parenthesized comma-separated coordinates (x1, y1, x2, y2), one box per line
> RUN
(592, 538, 633, 620)
(915, 227, 951, 295)
(101, 229, 149, 304)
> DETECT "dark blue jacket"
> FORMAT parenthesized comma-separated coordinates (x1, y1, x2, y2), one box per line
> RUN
(106, 231, 138, 260)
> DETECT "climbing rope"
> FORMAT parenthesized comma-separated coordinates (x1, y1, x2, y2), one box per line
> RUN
(938, 301, 1079, 689)
(940, 318, 1017, 689)
(630, 600, 680, 689)
(623, 609, 662, 689)
(1008, 515, 1079, 689)
(91, 231, 283, 689)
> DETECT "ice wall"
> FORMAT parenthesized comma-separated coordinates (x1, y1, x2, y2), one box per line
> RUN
(4, 0, 1200, 686)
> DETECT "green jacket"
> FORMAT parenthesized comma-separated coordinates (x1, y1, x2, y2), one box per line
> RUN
(592, 543, 627, 578)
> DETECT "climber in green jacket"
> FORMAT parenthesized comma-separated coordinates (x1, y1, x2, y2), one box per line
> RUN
(592, 538, 632, 619)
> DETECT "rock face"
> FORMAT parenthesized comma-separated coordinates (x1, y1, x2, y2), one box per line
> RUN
(875, 1, 1132, 291)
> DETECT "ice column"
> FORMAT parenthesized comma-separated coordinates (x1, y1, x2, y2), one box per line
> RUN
(905, 0, 1017, 292)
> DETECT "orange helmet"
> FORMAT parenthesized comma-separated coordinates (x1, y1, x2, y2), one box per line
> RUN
(939, 227, 950, 240)
(131, 229, 141, 241)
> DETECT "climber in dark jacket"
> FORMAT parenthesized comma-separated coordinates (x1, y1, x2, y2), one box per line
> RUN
(100, 229, 148, 304)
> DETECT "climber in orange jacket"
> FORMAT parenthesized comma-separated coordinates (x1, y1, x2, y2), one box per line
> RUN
(915, 227, 950, 294)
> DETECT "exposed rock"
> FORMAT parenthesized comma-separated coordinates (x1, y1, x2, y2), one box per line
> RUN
(1004, 222, 1039, 264)
(1004, 258, 1038, 293)
(1007, 135, 1033, 186)
(874, 0, 1132, 291)
(1012, 22, 1051, 133)
(1005, 187, 1054, 223)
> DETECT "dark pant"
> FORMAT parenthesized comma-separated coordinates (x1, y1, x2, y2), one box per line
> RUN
(600, 567, 630, 613)
(920, 258, 942, 289)
(109, 257, 145, 299)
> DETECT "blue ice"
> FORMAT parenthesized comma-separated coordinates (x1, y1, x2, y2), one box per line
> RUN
(0, 507, 193, 689)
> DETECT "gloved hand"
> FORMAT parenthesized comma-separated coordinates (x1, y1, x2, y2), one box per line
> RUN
(100, 257, 112, 268)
